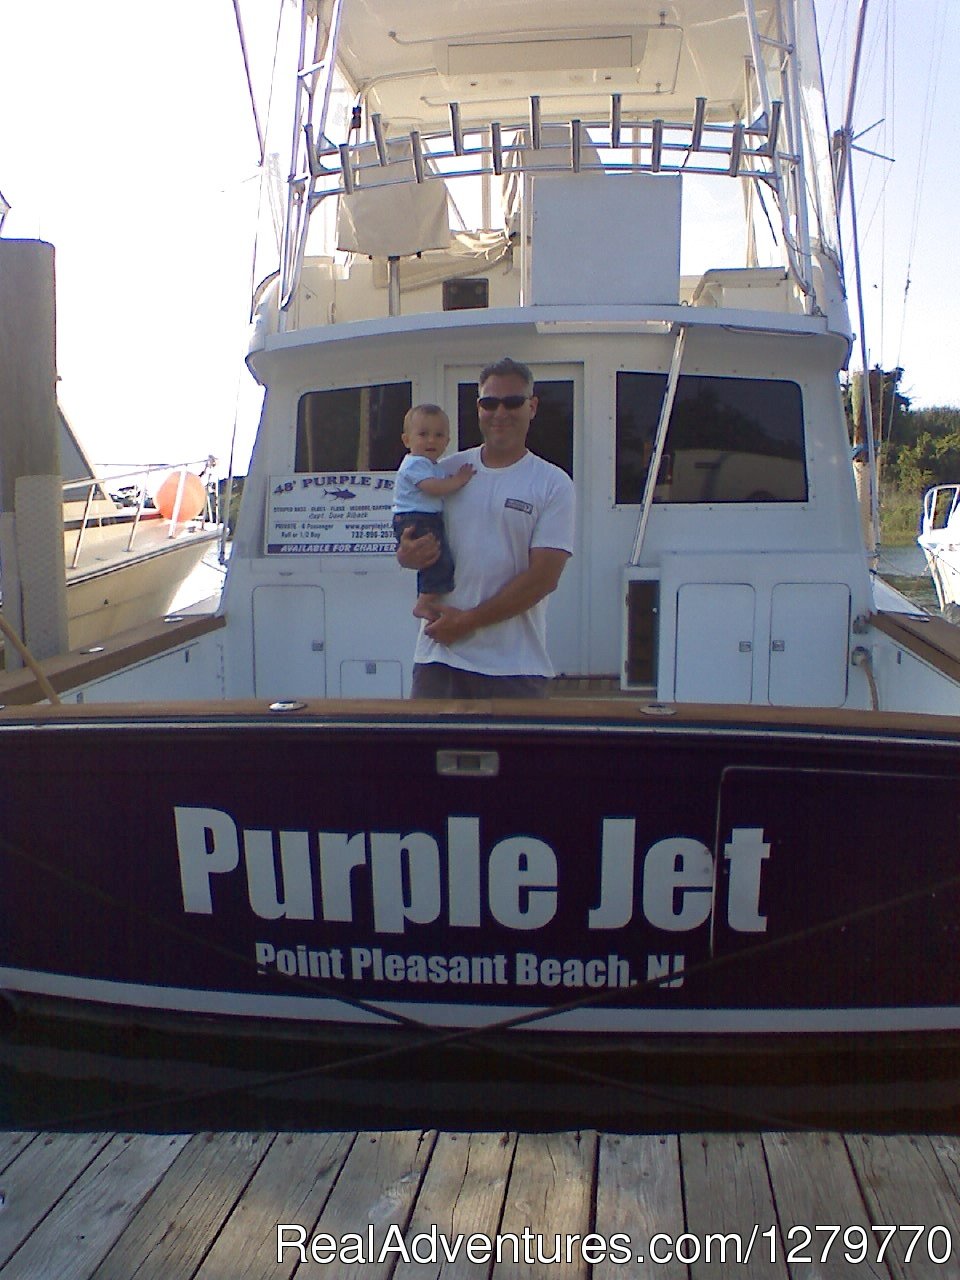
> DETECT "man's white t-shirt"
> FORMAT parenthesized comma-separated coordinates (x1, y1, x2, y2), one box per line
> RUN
(413, 447, 575, 677)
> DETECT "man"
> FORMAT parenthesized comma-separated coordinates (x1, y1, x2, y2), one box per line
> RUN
(397, 357, 575, 698)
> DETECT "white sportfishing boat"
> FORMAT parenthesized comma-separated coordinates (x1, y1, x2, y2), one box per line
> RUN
(918, 483, 960, 620)
(2, 0, 960, 1099)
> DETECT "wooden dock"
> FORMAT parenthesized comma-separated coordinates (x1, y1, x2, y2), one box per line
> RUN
(1, 1129, 959, 1277)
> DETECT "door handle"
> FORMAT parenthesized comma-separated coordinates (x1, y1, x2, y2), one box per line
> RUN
(436, 750, 499, 777)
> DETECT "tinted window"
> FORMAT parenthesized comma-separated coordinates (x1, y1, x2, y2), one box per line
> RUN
(458, 380, 574, 476)
(296, 383, 412, 472)
(616, 372, 806, 503)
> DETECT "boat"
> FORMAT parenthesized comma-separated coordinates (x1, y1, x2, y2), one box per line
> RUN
(2, 0, 960, 1093)
(918, 483, 960, 621)
(0, 225, 222, 663)
(58, 411, 222, 651)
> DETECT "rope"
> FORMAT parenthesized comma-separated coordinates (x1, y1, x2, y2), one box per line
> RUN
(0, 614, 61, 705)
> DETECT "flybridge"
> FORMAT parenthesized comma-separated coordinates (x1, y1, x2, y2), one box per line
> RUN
(273, 0, 837, 322)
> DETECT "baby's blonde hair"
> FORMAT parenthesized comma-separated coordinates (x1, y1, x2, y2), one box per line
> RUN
(403, 403, 449, 432)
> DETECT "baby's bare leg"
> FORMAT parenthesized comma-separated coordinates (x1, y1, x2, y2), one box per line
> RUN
(413, 593, 442, 621)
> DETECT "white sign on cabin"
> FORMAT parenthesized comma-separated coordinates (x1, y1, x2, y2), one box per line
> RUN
(265, 473, 396, 554)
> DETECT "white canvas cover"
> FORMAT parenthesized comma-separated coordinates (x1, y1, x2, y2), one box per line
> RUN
(336, 180, 451, 258)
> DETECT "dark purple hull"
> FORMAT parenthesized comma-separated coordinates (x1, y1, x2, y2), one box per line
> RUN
(2, 702, 959, 1041)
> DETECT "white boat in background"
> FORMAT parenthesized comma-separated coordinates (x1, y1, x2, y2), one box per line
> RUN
(918, 484, 960, 621)
(58, 410, 222, 650)
(3, 0, 960, 1094)
(0, 409, 220, 661)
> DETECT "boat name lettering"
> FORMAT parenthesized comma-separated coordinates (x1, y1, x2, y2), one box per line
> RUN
(174, 808, 769, 936)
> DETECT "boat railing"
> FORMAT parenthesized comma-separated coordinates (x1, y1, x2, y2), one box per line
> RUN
(279, 100, 795, 315)
(63, 458, 219, 569)
(921, 484, 960, 537)
(307, 98, 789, 197)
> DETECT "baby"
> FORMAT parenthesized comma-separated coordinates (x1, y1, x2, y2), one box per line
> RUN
(392, 404, 474, 619)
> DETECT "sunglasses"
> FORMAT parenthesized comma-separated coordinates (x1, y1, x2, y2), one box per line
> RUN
(477, 394, 529, 411)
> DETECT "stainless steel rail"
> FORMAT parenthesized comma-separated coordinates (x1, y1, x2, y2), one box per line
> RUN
(64, 458, 218, 569)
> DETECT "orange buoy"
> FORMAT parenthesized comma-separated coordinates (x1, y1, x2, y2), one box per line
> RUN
(154, 470, 206, 523)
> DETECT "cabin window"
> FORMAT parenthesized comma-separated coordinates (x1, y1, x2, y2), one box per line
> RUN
(457, 380, 575, 476)
(296, 383, 412, 472)
(615, 372, 807, 504)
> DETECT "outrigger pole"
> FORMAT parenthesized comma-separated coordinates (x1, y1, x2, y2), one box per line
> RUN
(834, 0, 881, 560)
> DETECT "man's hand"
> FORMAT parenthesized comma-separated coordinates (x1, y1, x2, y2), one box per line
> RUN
(424, 604, 477, 646)
(396, 524, 441, 569)
(421, 548, 570, 647)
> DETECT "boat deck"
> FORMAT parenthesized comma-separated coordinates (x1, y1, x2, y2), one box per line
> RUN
(1, 1127, 959, 1277)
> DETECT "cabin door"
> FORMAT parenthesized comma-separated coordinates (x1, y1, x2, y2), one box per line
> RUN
(446, 364, 585, 676)
(253, 584, 326, 697)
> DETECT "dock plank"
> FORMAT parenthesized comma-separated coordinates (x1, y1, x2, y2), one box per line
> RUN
(681, 1132, 788, 1280)
(197, 1130, 355, 1280)
(5, 1126, 960, 1280)
(593, 1134, 686, 1280)
(762, 1132, 881, 1279)
(847, 1134, 960, 1280)
(296, 1130, 436, 1278)
(89, 1130, 272, 1280)
(393, 1131, 516, 1279)
(929, 1135, 960, 1199)
(0, 1133, 38, 1174)
(493, 1130, 598, 1279)
(0, 1133, 112, 1272)
(0, 1133, 187, 1280)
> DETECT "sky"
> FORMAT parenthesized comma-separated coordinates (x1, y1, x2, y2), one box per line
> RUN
(815, 0, 958, 413)
(0, 0, 956, 478)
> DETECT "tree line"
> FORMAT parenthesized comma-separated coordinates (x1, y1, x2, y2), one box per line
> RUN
(845, 368, 960, 542)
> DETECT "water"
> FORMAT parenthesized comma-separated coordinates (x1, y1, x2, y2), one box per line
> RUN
(168, 543, 229, 613)
(876, 541, 940, 614)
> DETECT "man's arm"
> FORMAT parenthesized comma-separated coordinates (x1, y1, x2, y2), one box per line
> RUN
(423, 547, 569, 645)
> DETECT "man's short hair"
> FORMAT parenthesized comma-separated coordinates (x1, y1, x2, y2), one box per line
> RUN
(478, 357, 534, 394)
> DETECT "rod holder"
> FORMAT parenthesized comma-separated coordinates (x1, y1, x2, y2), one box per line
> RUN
(450, 101, 464, 155)
(338, 143, 354, 193)
(410, 130, 425, 183)
(729, 122, 744, 175)
(691, 96, 706, 150)
(491, 122, 503, 174)
(372, 112, 388, 165)
(530, 95, 542, 149)
(766, 100, 782, 156)
(571, 119, 582, 172)
(304, 123, 319, 177)
(610, 93, 622, 149)
(651, 119, 664, 172)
